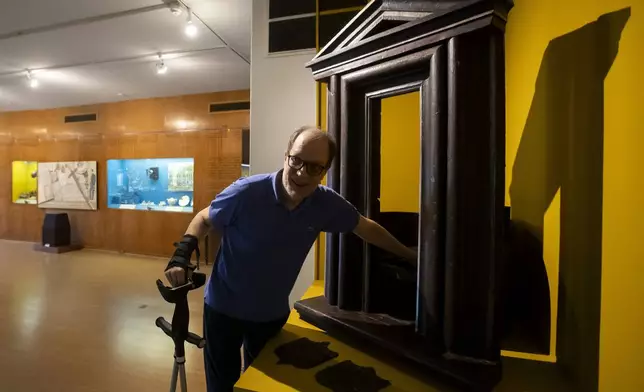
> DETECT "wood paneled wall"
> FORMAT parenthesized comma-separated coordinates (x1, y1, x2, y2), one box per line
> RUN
(0, 90, 249, 258)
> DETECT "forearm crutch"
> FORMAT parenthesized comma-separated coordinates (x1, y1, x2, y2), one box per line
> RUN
(155, 271, 206, 392)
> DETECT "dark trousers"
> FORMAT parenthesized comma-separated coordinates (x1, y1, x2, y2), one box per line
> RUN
(203, 303, 288, 392)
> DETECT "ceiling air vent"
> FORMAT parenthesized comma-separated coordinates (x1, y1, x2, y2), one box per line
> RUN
(209, 101, 250, 113)
(64, 113, 98, 123)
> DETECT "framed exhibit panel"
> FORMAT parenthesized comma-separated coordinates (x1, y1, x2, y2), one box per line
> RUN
(37, 161, 98, 211)
(12, 161, 38, 204)
(106, 158, 194, 213)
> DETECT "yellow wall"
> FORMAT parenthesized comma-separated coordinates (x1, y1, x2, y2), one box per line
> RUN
(11, 161, 38, 202)
(506, 1, 644, 391)
(380, 92, 420, 213)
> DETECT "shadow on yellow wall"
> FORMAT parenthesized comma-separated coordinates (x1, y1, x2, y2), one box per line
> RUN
(507, 7, 630, 391)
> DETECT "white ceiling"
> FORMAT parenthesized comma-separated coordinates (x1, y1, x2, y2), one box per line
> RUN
(0, 0, 251, 112)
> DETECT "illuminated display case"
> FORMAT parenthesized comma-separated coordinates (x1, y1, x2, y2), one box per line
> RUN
(12, 161, 38, 204)
(107, 158, 194, 213)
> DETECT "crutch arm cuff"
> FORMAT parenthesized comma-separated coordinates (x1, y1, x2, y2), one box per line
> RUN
(165, 234, 199, 271)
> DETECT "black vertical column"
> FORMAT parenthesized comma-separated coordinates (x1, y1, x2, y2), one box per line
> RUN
(443, 29, 505, 362)
(325, 75, 341, 306)
(489, 27, 507, 361)
(337, 77, 366, 311)
(363, 96, 381, 313)
(417, 45, 447, 343)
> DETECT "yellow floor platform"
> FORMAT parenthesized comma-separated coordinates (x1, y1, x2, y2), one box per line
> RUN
(235, 282, 571, 392)
(235, 281, 455, 392)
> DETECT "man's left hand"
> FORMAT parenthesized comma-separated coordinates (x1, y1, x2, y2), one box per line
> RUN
(405, 246, 418, 266)
(353, 216, 420, 267)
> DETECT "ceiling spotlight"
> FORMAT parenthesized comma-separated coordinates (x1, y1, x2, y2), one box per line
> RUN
(185, 9, 197, 38)
(168, 1, 183, 16)
(157, 62, 168, 74)
(156, 55, 168, 75)
(26, 70, 39, 88)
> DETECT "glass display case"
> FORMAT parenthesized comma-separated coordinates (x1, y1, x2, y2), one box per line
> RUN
(107, 158, 194, 213)
(12, 161, 38, 204)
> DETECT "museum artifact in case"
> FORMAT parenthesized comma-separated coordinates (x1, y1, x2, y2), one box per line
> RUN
(106, 158, 194, 213)
(293, 0, 513, 390)
(12, 161, 38, 204)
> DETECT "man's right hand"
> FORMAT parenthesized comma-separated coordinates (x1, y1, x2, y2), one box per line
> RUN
(165, 234, 199, 287)
(165, 266, 193, 287)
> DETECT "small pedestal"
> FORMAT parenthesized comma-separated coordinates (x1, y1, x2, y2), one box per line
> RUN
(33, 243, 84, 254)
(34, 212, 83, 254)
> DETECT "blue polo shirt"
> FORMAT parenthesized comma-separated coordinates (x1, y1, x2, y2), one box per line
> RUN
(204, 170, 360, 322)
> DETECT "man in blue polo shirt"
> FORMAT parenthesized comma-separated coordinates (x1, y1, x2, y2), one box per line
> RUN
(165, 126, 416, 391)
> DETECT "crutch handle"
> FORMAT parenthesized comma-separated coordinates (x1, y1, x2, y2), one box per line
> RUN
(156, 272, 207, 304)
(156, 316, 206, 349)
(187, 331, 206, 348)
(156, 316, 173, 337)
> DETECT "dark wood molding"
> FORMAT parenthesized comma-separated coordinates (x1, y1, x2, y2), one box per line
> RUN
(325, 76, 341, 306)
(308, 0, 513, 82)
(418, 42, 447, 341)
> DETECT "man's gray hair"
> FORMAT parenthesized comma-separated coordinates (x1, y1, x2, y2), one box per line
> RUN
(286, 126, 337, 168)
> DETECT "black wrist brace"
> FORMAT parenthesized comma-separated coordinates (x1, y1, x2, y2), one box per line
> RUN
(165, 234, 199, 272)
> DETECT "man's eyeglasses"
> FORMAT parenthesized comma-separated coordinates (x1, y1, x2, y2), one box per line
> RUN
(288, 155, 326, 176)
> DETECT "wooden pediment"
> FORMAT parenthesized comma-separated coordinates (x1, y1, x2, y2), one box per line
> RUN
(307, 0, 513, 81)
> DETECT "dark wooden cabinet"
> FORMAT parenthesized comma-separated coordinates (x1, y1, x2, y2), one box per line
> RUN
(294, 1, 513, 390)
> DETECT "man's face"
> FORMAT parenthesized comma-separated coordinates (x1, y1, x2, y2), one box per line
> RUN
(282, 131, 329, 202)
